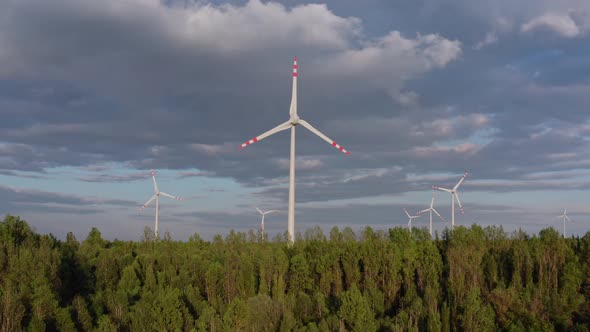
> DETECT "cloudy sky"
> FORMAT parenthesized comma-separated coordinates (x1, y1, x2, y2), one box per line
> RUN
(1, 0, 589, 241)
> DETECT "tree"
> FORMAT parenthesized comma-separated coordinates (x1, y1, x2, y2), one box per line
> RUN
(338, 285, 377, 332)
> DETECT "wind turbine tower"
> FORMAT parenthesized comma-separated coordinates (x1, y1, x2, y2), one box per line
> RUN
(240, 57, 350, 243)
(140, 170, 183, 239)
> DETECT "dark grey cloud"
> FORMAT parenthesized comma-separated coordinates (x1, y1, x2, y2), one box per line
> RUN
(1, 0, 590, 238)
(0, 185, 136, 207)
(79, 172, 148, 183)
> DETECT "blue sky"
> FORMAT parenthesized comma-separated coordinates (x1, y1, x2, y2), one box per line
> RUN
(1, 0, 590, 241)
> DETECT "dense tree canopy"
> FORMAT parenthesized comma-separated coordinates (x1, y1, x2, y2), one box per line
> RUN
(0, 215, 589, 331)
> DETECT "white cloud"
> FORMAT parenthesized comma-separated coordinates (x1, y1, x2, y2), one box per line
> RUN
(190, 143, 234, 156)
(474, 31, 498, 50)
(410, 143, 480, 157)
(276, 157, 324, 170)
(389, 90, 419, 107)
(183, 0, 361, 52)
(521, 12, 581, 37)
(326, 31, 461, 76)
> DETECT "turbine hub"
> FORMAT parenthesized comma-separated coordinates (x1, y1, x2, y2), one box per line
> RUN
(290, 116, 300, 125)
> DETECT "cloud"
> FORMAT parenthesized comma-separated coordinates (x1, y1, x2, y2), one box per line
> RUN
(177, 170, 216, 178)
(521, 12, 581, 38)
(78, 172, 147, 183)
(190, 143, 235, 156)
(1, 0, 590, 239)
(318, 31, 461, 89)
(0, 184, 138, 218)
(474, 31, 498, 50)
(183, 0, 361, 52)
(275, 157, 324, 170)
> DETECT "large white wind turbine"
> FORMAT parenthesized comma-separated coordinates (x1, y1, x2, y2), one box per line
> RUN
(433, 172, 468, 230)
(418, 191, 446, 237)
(140, 170, 182, 239)
(240, 57, 350, 243)
(557, 208, 573, 238)
(403, 208, 421, 232)
(256, 207, 277, 234)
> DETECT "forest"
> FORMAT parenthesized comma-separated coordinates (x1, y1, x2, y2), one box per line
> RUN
(0, 215, 589, 331)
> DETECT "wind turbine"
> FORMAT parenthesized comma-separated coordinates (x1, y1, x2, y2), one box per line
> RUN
(240, 57, 350, 243)
(140, 170, 182, 239)
(403, 208, 420, 232)
(256, 207, 277, 234)
(433, 172, 468, 230)
(418, 191, 446, 237)
(557, 208, 572, 238)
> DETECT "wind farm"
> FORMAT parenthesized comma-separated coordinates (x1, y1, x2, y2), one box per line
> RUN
(1, 0, 590, 330)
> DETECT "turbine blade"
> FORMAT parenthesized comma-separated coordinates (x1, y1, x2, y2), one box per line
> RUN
(418, 208, 430, 214)
(455, 193, 464, 214)
(433, 208, 447, 223)
(298, 119, 350, 155)
(403, 208, 411, 218)
(432, 186, 452, 193)
(265, 210, 278, 214)
(140, 194, 157, 210)
(256, 207, 263, 214)
(151, 170, 159, 193)
(289, 56, 298, 117)
(453, 172, 468, 191)
(160, 192, 183, 201)
(240, 120, 292, 149)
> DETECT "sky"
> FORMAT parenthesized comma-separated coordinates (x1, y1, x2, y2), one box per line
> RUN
(1, 0, 590, 241)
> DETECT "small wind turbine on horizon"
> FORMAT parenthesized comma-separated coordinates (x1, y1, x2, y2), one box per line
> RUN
(256, 207, 277, 234)
(433, 172, 468, 230)
(418, 191, 446, 237)
(403, 208, 421, 232)
(557, 208, 573, 238)
(240, 57, 350, 243)
(140, 170, 182, 239)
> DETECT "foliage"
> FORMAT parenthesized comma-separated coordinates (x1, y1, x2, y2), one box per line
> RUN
(0, 215, 588, 331)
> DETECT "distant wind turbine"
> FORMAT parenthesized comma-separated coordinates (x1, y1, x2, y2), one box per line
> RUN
(140, 170, 182, 239)
(240, 57, 350, 243)
(256, 207, 277, 234)
(403, 208, 420, 232)
(557, 208, 573, 238)
(433, 172, 468, 230)
(418, 191, 446, 237)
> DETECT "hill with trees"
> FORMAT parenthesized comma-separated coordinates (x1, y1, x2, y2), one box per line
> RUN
(0, 215, 589, 331)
